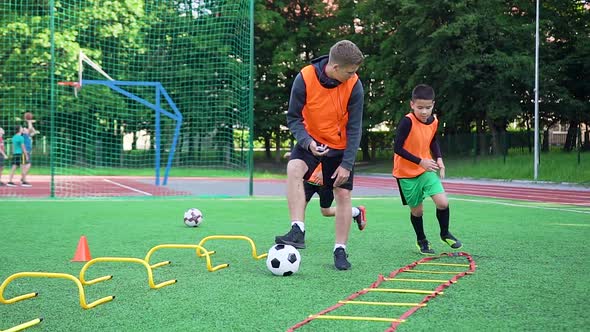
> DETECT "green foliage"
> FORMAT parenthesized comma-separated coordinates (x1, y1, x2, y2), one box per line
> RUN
(355, 150, 589, 185)
(2, 0, 589, 189)
(253, 0, 589, 159)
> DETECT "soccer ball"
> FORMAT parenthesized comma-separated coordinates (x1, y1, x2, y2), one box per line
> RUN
(266, 244, 301, 276)
(183, 208, 203, 227)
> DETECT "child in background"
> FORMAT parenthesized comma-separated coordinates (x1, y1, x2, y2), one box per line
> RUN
(6, 125, 30, 187)
(0, 128, 7, 185)
(21, 119, 36, 186)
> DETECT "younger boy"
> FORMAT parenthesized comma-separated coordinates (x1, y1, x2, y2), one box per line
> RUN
(305, 164, 367, 230)
(393, 84, 462, 255)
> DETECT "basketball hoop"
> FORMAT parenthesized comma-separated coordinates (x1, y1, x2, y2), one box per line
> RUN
(57, 81, 81, 97)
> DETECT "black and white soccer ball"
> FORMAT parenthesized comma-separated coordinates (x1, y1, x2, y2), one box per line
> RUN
(183, 208, 203, 227)
(266, 244, 301, 276)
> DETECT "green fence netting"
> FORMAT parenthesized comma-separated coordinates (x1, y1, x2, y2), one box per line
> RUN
(1, 0, 254, 198)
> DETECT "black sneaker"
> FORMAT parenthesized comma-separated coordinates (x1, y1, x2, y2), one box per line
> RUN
(333, 247, 351, 270)
(416, 239, 435, 255)
(6, 182, 16, 187)
(275, 224, 305, 249)
(353, 206, 367, 231)
(0, 182, 5, 186)
(21, 181, 32, 187)
(441, 233, 463, 249)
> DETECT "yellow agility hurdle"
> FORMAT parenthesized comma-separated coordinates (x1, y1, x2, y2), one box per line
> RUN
(1, 318, 43, 332)
(144, 244, 229, 272)
(79, 257, 176, 289)
(0, 272, 114, 309)
(196, 235, 268, 261)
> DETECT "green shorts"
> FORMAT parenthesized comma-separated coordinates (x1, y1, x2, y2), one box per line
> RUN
(397, 172, 445, 208)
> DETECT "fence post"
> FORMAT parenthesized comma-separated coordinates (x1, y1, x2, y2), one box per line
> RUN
(578, 122, 582, 165)
(503, 132, 507, 164)
(472, 133, 477, 164)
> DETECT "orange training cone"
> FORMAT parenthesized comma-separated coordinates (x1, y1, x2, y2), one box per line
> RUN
(71, 236, 92, 262)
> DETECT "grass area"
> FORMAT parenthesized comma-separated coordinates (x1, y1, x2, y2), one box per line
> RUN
(1, 197, 589, 331)
(355, 151, 590, 185)
(24, 151, 589, 185)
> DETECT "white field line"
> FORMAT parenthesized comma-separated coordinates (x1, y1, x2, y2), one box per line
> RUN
(548, 223, 590, 227)
(2, 196, 589, 216)
(449, 197, 590, 215)
(102, 179, 152, 196)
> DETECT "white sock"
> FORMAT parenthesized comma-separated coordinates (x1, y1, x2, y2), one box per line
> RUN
(291, 221, 305, 232)
(351, 207, 360, 218)
(334, 244, 346, 252)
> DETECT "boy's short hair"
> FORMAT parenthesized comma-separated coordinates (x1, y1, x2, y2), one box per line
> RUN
(328, 40, 364, 66)
(14, 125, 22, 134)
(412, 84, 435, 101)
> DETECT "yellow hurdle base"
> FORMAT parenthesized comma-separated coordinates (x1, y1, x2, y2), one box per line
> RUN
(310, 315, 405, 323)
(339, 300, 426, 307)
(1, 317, 43, 332)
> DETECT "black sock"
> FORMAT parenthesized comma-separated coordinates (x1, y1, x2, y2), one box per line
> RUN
(410, 214, 426, 241)
(436, 207, 450, 236)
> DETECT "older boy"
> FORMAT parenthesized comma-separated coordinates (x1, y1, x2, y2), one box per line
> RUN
(275, 40, 364, 270)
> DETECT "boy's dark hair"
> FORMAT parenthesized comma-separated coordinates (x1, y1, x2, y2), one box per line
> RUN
(329, 40, 364, 66)
(412, 84, 435, 101)
(14, 125, 22, 134)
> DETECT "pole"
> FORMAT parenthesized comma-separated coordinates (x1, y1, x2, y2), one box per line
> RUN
(49, 0, 56, 197)
(533, 0, 540, 180)
(248, 0, 255, 196)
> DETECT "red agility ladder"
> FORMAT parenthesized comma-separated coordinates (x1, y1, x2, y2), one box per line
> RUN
(287, 252, 476, 331)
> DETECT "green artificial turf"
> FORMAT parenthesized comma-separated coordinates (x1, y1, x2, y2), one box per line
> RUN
(0, 197, 588, 331)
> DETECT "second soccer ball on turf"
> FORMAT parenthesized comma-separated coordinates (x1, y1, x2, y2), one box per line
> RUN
(183, 208, 203, 227)
(266, 244, 301, 276)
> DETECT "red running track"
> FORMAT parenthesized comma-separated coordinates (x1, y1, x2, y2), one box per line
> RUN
(1, 175, 588, 206)
(354, 176, 590, 207)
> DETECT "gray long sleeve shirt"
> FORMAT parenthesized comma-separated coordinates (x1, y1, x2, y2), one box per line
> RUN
(286, 55, 364, 170)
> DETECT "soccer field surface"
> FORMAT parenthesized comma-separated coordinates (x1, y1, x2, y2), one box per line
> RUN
(1, 196, 589, 331)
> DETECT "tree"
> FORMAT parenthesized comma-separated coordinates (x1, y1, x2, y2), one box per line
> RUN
(254, 0, 349, 161)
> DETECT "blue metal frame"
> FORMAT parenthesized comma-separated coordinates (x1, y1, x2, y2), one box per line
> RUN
(83, 80, 182, 186)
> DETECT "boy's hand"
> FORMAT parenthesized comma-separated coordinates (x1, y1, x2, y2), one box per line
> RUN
(419, 158, 440, 172)
(331, 166, 350, 187)
(309, 141, 329, 157)
(436, 158, 446, 179)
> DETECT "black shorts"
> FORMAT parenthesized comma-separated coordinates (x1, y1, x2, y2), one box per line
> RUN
(0, 154, 4, 165)
(304, 182, 334, 208)
(12, 154, 22, 166)
(23, 152, 31, 165)
(290, 144, 354, 190)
